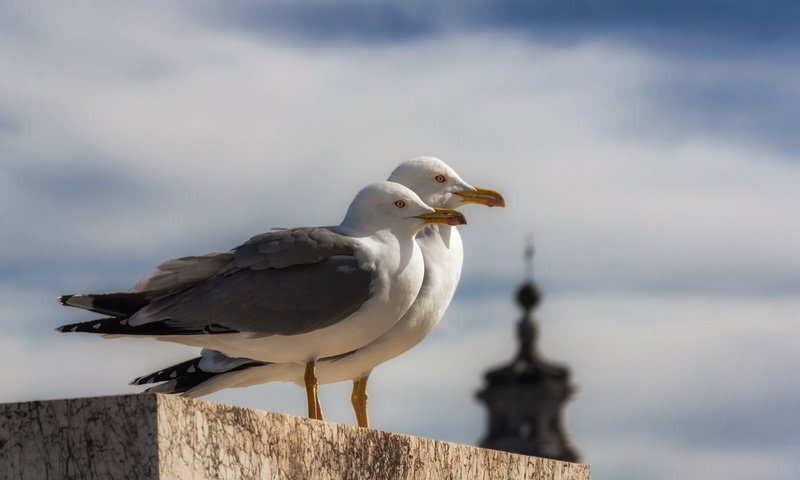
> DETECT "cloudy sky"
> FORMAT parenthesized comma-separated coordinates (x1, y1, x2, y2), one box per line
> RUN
(2, 1, 798, 478)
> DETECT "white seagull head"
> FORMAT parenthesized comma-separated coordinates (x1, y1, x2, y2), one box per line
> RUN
(341, 181, 467, 235)
(389, 156, 506, 209)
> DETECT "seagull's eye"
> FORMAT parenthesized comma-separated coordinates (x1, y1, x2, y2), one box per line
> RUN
(394, 200, 407, 208)
(435, 174, 447, 183)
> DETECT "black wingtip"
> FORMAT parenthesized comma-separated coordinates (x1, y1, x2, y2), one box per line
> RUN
(56, 317, 127, 334)
(57, 292, 153, 318)
(54, 317, 230, 336)
(130, 374, 158, 386)
(56, 323, 79, 333)
(132, 357, 267, 394)
(132, 357, 203, 385)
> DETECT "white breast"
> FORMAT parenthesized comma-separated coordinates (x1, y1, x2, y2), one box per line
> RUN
(313, 224, 463, 382)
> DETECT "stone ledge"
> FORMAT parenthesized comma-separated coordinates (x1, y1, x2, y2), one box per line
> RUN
(0, 394, 590, 480)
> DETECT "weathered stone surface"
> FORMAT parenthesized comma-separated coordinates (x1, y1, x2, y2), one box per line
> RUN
(1, 394, 591, 480)
(1, 395, 159, 480)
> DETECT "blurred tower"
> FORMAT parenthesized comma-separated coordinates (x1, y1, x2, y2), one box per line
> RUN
(476, 243, 579, 462)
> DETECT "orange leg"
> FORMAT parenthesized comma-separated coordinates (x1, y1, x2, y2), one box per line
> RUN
(304, 361, 324, 420)
(351, 376, 370, 428)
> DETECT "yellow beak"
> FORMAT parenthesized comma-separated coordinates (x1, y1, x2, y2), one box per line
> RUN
(455, 187, 506, 207)
(415, 208, 468, 226)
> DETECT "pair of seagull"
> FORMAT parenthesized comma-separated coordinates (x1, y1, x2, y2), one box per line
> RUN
(58, 157, 504, 427)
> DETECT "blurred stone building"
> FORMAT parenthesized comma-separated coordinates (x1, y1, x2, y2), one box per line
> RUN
(476, 247, 579, 462)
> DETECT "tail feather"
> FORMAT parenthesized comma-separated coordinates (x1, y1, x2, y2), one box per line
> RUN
(144, 380, 185, 395)
(59, 292, 152, 318)
(143, 373, 219, 395)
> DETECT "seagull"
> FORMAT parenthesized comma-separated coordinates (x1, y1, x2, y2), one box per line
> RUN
(57, 180, 468, 420)
(133, 157, 505, 426)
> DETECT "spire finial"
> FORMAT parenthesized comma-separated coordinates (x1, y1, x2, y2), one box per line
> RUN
(516, 237, 541, 311)
(524, 235, 534, 283)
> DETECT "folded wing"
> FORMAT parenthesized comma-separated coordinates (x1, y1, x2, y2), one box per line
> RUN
(60, 227, 375, 339)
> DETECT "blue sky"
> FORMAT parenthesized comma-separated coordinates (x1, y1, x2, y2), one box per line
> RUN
(1, 1, 799, 479)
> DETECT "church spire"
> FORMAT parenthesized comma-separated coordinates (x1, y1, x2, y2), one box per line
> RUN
(476, 242, 579, 462)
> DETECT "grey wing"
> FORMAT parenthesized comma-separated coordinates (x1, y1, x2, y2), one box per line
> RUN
(128, 227, 347, 292)
(130, 252, 235, 293)
(135, 255, 374, 336)
(233, 227, 360, 270)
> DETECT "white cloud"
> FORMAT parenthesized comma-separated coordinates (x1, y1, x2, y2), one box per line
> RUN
(2, 14, 798, 291)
